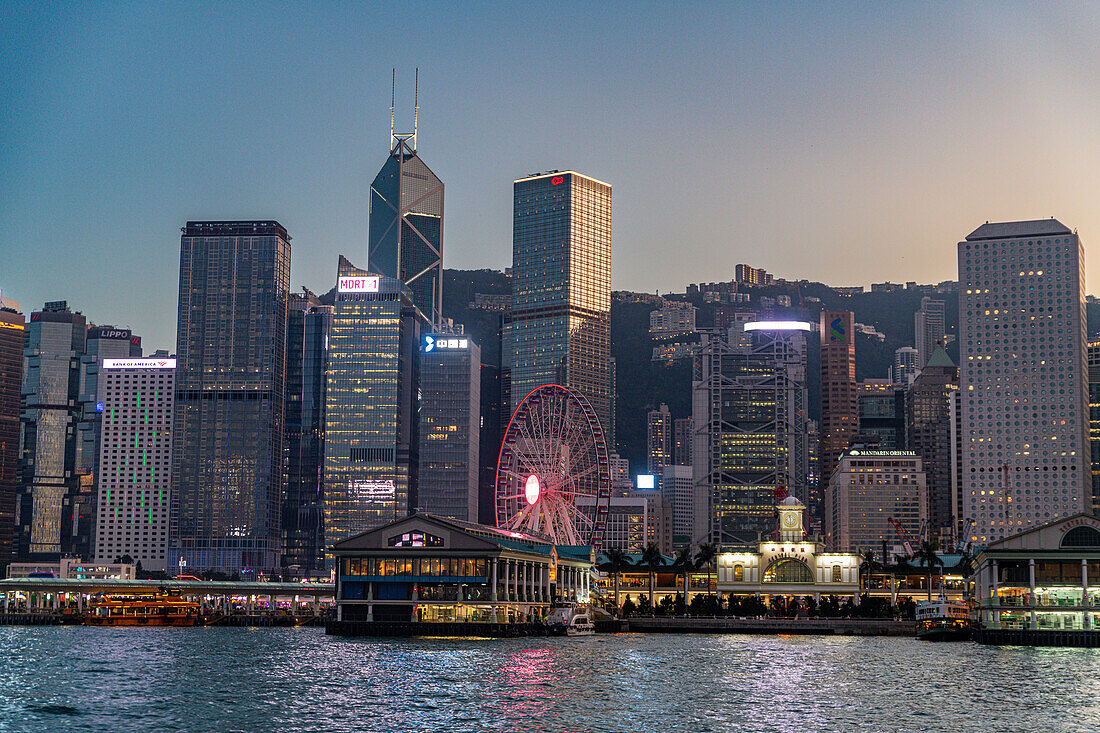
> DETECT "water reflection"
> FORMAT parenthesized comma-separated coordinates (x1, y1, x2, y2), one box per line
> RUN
(1, 629, 1100, 732)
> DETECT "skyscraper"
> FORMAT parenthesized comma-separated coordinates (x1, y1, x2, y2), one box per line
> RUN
(75, 326, 142, 560)
(856, 379, 905, 449)
(509, 171, 612, 432)
(1089, 340, 1100, 517)
(323, 258, 421, 559)
(368, 121, 443, 325)
(418, 331, 480, 522)
(673, 417, 693, 467)
(646, 403, 672, 475)
(0, 299, 24, 566)
(959, 219, 1089, 543)
(826, 449, 927, 553)
(170, 221, 291, 574)
(693, 321, 812, 546)
(907, 345, 959, 539)
(16, 301, 87, 560)
(92, 356, 175, 571)
(892, 346, 920, 387)
(283, 290, 332, 574)
(819, 310, 857, 503)
(914, 297, 946, 369)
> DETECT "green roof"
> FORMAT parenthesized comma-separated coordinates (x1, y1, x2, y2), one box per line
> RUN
(924, 344, 955, 368)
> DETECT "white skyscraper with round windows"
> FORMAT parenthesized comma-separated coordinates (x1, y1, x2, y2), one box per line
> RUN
(959, 220, 1090, 544)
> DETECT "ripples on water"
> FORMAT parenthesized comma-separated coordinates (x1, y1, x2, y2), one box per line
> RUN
(1, 627, 1099, 732)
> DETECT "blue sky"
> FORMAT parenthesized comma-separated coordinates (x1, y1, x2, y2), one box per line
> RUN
(3, 2, 1099, 350)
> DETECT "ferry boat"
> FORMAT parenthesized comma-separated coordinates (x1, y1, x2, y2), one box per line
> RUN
(85, 589, 203, 627)
(546, 607, 596, 636)
(915, 598, 972, 641)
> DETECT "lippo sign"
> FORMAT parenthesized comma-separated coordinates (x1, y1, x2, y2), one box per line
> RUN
(338, 276, 380, 293)
(102, 358, 176, 369)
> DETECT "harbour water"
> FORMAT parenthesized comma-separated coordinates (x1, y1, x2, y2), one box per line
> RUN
(2, 627, 1100, 732)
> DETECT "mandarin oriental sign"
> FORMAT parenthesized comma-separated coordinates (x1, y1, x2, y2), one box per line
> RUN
(338, 276, 380, 293)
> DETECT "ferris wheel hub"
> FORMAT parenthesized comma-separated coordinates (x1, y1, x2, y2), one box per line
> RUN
(525, 474, 541, 506)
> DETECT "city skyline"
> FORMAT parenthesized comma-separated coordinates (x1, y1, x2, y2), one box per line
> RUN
(6, 4, 1100, 352)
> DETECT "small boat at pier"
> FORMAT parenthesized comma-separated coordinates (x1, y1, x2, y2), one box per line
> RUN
(85, 589, 202, 627)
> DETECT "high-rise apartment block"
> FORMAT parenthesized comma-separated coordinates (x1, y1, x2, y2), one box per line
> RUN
(907, 345, 960, 538)
(92, 357, 175, 571)
(649, 302, 696, 338)
(170, 221, 291, 574)
(0, 299, 24, 565)
(417, 331, 481, 522)
(283, 291, 332, 574)
(826, 449, 927, 553)
(673, 417, 693, 467)
(660, 463, 694, 545)
(369, 131, 444, 325)
(646, 403, 672, 475)
(509, 171, 612, 432)
(323, 259, 422, 559)
(734, 264, 774, 287)
(16, 302, 87, 560)
(892, 346, 920, 387)
(819, 310, 857, 504)
(693, 321, 811, 546)
(958, 220, 1090, 543)
(914, 297, 946, 369)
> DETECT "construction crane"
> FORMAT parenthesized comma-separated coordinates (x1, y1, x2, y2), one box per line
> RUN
(887, 517, 915, 559)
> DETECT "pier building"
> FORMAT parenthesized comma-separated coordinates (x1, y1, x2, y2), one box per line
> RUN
(329, 514, 593, 628)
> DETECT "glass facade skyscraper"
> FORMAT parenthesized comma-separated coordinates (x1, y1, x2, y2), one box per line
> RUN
(509, 171, 612, 431)
(417, 332, 481, 522)
(170, 221, 291, 574)
(369, 138, 444, 325)
(323, 257, 421, 561)
(16, 302, 87, 560)
(0, 302, 24, 565)
(283, 291, 332, 574)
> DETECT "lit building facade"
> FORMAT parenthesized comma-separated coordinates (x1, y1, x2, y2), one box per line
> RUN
(717, 497, 860, 600)
(907, 346, 960, 539)
(959, 220, 1090, 543)
(1089, 340, 1100, 517)
(92, 357, 175, 572)
(649, 302, 696, 338)
(0, 301, 24, 565)
(660, 463, 694, 545)
(170, 221, 291, 574)
(819, 310, 857, 512)
(826, 449, 927, 554)
(693, 321, 812, 546)
(368, 134, 444, 325)
(418, 331, 481, 522)
(647, 403, 672, 476)
(673, 417, 693, 467)
(323, 259, 422, 560)
(893, 346, 920, 387)
(16, 302, 87, 560)
(509, 171, 612, 432)
(283, 291, 332, 574)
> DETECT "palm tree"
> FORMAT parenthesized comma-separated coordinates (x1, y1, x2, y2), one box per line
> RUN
(603, 548, 631, 612)
(672, 547, 695, 604)
(640, 543, 664, 610)
(694, 543, 719, 598)
(859, 550, 878, 594)
(915, 539, 944, 602)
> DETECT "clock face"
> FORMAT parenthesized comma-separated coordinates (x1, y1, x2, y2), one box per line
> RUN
(783, 513, 797, 527)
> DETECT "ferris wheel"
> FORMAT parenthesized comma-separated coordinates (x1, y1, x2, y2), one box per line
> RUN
(495, 384, 611, 548)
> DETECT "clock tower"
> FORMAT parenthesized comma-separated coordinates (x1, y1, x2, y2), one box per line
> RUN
(778, 496, 806, 542)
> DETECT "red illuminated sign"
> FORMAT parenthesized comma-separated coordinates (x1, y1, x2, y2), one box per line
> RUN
(551, 176, 564, 186)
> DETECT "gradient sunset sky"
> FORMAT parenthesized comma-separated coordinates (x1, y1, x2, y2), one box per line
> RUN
(3, 2, 1099, 350)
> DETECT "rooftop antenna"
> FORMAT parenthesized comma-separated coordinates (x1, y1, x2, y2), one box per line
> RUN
(389, 68, 396, 149)
(412, 67, 419, 151)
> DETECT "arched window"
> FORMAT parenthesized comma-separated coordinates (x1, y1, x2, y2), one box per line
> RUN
(1061, 526, 1100, 548)
(832, 565, 842, 583)
(733, 564, 744, 582)
(762, 558, 814, 584)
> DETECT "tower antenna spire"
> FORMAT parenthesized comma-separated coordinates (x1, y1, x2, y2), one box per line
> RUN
(389, 68, 396, 149)
(413, 67, 419, 151)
